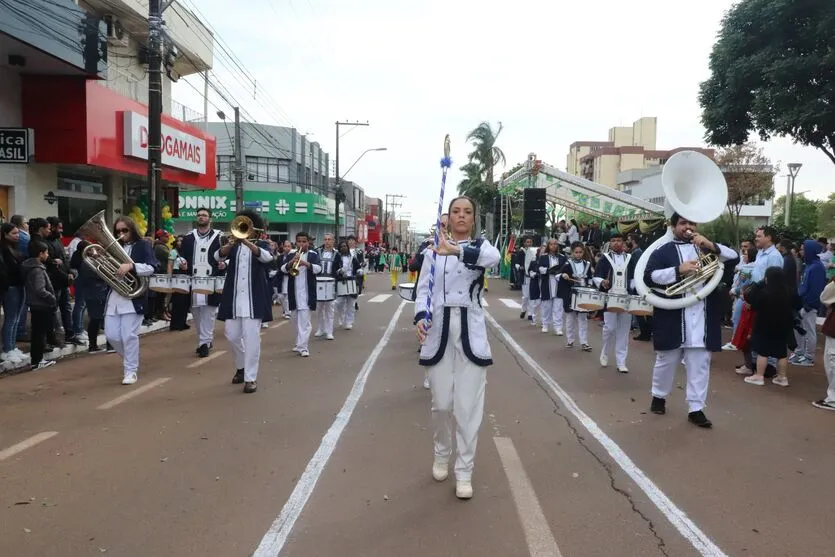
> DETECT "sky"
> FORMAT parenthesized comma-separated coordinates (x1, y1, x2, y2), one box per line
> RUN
(171, 0, 834, 232)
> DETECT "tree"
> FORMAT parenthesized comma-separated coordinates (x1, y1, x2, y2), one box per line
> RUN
(772, 194, 821, 239)
(457, 122, 506, 230)
(698, 0, 835, 165)
(714, 143, 775, 245)
(818, 193, 835, 239)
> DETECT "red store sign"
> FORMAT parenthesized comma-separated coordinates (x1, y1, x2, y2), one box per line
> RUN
(21, 77, 216, 189)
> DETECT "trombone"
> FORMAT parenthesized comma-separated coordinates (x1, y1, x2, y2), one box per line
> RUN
(228, 215, 264, 243)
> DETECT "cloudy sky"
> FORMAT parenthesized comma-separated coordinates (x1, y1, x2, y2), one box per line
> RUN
(172, 0, 833, 232)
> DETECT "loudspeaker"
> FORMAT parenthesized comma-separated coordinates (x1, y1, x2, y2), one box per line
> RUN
(523, 188, 546, 230)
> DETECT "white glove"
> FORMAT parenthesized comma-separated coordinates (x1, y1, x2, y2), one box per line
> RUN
(268, 270, 277, 278)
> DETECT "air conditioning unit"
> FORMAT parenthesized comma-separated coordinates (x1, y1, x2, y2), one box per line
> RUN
(104, 15, 128, 47)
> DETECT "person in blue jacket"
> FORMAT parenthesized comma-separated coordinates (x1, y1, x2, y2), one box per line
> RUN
(791, 239, 827, 366)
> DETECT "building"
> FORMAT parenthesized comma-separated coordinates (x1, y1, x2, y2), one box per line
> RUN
(330, 177, 367, 242)
(0, 0, 216, 232)
(565, 117, 712, 190)
(618, 166, 773, 226)
(364, 197, 383, 245)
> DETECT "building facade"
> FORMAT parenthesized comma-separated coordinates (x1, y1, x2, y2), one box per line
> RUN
(565, 117, 713, 190)
(0, 0, 215, 232)
(618, 166, 773, 226)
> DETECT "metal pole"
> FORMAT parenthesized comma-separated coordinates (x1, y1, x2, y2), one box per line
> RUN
(147, 0, 163, 234)
(334, 122, 340, 239)
(233, 107, 243, 211)
(202, 70, 209, 131)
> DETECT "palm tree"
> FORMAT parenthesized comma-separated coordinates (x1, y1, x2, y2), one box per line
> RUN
(466, 121, 506, 187)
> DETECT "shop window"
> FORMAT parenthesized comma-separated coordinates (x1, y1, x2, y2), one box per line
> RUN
(58, 176, 104, 195)
(217, 155, 234, 181)
(245, 156, 286, 183)
(59, 196, 107, 235)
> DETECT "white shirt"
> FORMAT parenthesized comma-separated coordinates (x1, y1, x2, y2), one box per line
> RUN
(340, 254, 354, 277)
(105, 243, 156, 316)
(215, 244, 273, 319)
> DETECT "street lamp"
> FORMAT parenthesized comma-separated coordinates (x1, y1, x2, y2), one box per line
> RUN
(334, 146, 387, 239)
(784, 162, 802, 227)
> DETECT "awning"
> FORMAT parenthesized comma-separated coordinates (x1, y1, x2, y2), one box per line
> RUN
(500, 161, 663, 220)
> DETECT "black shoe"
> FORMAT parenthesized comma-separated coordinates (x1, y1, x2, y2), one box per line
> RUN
(243, 381, 257, 393)
(354, 302, 359, 311)
(650, 396, 666, 415)
(520, 311, 526, 319)
(197, 344, 210, 357)
(633, 335, 652, 342)
(88, 346, 105, 354)
(232, 369, 244, 384)
(688, 411, 712, 428)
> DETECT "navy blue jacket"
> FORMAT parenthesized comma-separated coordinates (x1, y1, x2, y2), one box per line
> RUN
(537, 253, 566, 301)
(216, 241, 274, 323)
(283, 250, 322, 311)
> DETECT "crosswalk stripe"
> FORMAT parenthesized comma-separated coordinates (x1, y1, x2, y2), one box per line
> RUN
(499, 298, 522, 309)
(368, 294, 392, 303)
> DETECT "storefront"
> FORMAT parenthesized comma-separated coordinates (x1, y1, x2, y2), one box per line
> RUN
(174, 189, 344, 244)
(19, 76, 216, 230)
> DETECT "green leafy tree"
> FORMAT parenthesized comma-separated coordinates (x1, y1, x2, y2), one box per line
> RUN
(772, 194, 821, 239)
(457, 122, 506, 229)
(818, 193, 835, 238)
(699, 0, 835, 165)
(714, 143, 775, 246)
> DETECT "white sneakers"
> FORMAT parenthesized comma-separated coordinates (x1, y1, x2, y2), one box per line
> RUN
(600, 354, 608, 367)
(455, 480, 473, 500)
(122, 372, 138, 385)
(432, 458, 473, 499)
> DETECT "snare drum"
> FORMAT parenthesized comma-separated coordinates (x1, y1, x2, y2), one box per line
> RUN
(192, 276, 216, 294)
(572, 287, 604, 311)
(149, 274, 173, 293)
(171, 275, 191, 294)
(316, 277, 336, 302)
(214, 276, 226, 294)
(604, 293, 630, 313)
(627, 295, 653, 316)
(397, 282, 416, 302)
(336, 278, 359, 297)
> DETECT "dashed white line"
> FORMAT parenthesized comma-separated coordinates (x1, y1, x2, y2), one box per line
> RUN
(494, 437, 563, 557)
(499, 298, 522, 309)
(253, 301, 407, 556)
(187, 350, 227, 368)
(367, 294, 392, 303)
(0, 431, 59, 461)
(485, 312, 728, 557)
(96, 377, 172, 410)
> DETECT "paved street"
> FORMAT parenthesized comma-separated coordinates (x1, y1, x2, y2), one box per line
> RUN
(2, 274, 834, 557)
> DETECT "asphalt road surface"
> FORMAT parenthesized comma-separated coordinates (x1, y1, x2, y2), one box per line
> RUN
(2, 274, 833, 557)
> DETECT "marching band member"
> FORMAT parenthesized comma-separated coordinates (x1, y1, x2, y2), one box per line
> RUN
(347, 235, 364, 311)
(644, 213, 737, 427)
(415, 195, 500, 500)
(593, 232, 635, 373)
(177, 207, 224, 357)
(334, 240, 361, 329)
(537, 238, 566, 335)
(281, 231, 322, 357)
(557, 241, 593, 351)
(526, 245, 542, 326)
(214, 210, 274, 394)
(103, 217, 158, 385)
(315, 233, 338, 340)
(276, 240, 292, 319)
(517, 237, 535, 319)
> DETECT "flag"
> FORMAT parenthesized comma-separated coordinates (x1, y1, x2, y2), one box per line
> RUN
(504, 233, 515, 265)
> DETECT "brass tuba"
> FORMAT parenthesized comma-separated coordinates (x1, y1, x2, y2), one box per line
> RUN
(77, 211, 148, 299)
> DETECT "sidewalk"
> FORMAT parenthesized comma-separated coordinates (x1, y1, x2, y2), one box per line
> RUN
(0, 315, 192, 376)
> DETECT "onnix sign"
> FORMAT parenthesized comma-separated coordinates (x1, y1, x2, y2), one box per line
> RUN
(123, 111, 206, 174)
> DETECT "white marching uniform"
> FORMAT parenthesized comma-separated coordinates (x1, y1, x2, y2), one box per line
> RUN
(316, 249, 337, 338)
(520, 247, 538, 318)
(190, 229, 222, 349)
(538, 253, 565, 334)
(564, 259, 591, 346)
(415, 239, 500, 482)
(648, 240, 737, 412)
(593, 251, 632, 369)
(335, 253, 358, 328)
(104, 242, 156, 382)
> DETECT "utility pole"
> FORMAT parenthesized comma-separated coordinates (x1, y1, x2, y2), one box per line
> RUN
(233, 106, 244, 210)
(147, 0, 163, 234)
(383, 193, 405, 247)
(335, 121, 369, 240)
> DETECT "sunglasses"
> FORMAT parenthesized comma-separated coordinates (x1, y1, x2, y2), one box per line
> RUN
(116, 228, 129, 234)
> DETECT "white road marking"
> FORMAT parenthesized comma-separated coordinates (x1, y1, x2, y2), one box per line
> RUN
(482, 299, 489, 307)
(96, 378, 172, 410)
(270, 321, 288, 329)
(0, 431, 59, 461)
(499, 298, 522, 309)
(187, 350, 227, 368)
(494, 437, 563, 557)
(485, 312, 727, 557)
(253, 301, 407, 556)
(367, 294, 392, 303)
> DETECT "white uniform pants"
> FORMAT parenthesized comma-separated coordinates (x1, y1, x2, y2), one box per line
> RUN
(602, 311, 631, 367)
(335, 296, 356, 327)
(651, 348, 711, 413)
(823, 336, 835, 404)
(316, 301, 335, 335)
(192, 305, 218, 347)
(428, 308, 486, 481)
(224, 317, 262, 382)
(278, 293, 290, 316)
(293, 309, 312, 351)
(540, 299, 564, 333)
(565, 311, 588, 345)
(795, 309, 818, 360)
(105, 313, 143, 378)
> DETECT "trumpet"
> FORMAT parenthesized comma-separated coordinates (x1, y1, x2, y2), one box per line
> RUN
(288, 249, 306, 277)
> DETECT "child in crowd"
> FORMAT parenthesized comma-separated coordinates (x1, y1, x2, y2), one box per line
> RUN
(21, 241, 57, 370)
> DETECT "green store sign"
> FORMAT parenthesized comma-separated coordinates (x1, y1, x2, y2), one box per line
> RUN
(176, 190, 341, 224)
